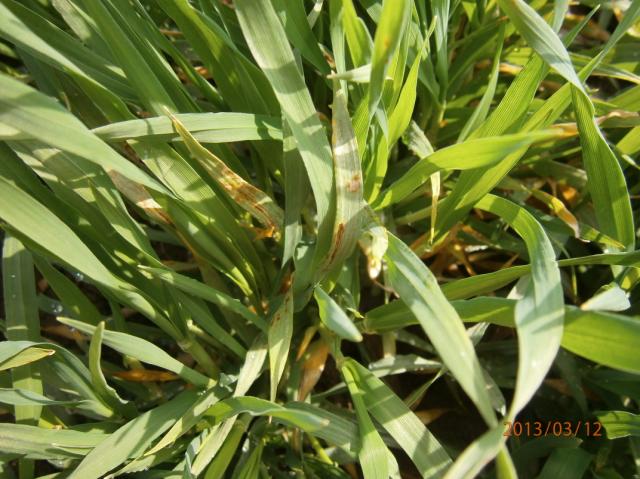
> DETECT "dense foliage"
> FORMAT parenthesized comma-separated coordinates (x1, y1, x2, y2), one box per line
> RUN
(1, 0, 640, 477)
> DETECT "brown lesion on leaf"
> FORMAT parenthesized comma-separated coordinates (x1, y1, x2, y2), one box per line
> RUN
(326, 223, 346, 265)
(42, 323, 86, 342)
(175, 66, 210, 83)
(346, 173, 362, 193)
(252, 225, 278, 241)
(159, 29, 183, 37)
(108, 169, 173, 226)
(296, 326, 318, 361)
(270, 286, 293, 324)
(108, 369, 179, 382)
(323, 51, 336, 69)
(279, 269, 293, 295)
(167, 111, 283, 233)
(120, 142, 146, 169)
(298, 339, 330, 401)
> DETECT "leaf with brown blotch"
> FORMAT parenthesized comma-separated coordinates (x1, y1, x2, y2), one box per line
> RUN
(295, 326, 318, 361)
(168, 113, 284, 234)
(108, 369, 180, 382)
(298, 339, 330, 401)
(107, 170, 171, 226)
(530, 189, 580, 238)
(316, 83, 365, 281)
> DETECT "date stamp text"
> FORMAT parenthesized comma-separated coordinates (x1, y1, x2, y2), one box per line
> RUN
(503, 421, 602, 437)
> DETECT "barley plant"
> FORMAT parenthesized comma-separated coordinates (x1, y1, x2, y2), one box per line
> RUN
(1, 0, 640, 477)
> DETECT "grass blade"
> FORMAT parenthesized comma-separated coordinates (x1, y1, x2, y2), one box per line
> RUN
(497, 0, 584, 92)
(0, 388, 86, 407)
(88, 322, 131, 415)
(597, 411, 640, 439)
(268, 287, 294, 402)
(0, 75, 169, 195)
(343, 358, 452, 477)
(170, 113, 284, 234)
(235, 0, 334, 236)
(314, 287, 362, 342)
(341, 362, 390, 479)
(58, 318, 213, 388)
(92, 113, 282, 143)
(375, 129, 566, 208)
(385, 232, 496, 425)
(571, 88, 635, 250)
(0, 424, 108, 460)
(476, 195, 564, 415)
(317, 83, 365, 281)
(207, 396, 328, 431)
(2, 235, 42, 479)
(68, 390, 198, 479)
(368, 0, 410, 115)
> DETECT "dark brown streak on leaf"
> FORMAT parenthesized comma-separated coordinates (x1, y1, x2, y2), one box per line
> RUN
(279, 269, 294, 295)
(326, 223, 346, 266)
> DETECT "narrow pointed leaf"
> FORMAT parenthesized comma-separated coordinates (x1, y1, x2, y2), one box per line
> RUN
(68, 390, 198, 479)
(385, 233, 498, 425)
(268, 288, 294, 402)
(58, 318, 213, 388)
(314, 287, 362, 342)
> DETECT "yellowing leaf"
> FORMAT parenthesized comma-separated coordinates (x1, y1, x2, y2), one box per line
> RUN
(169, 113, 284, 234)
